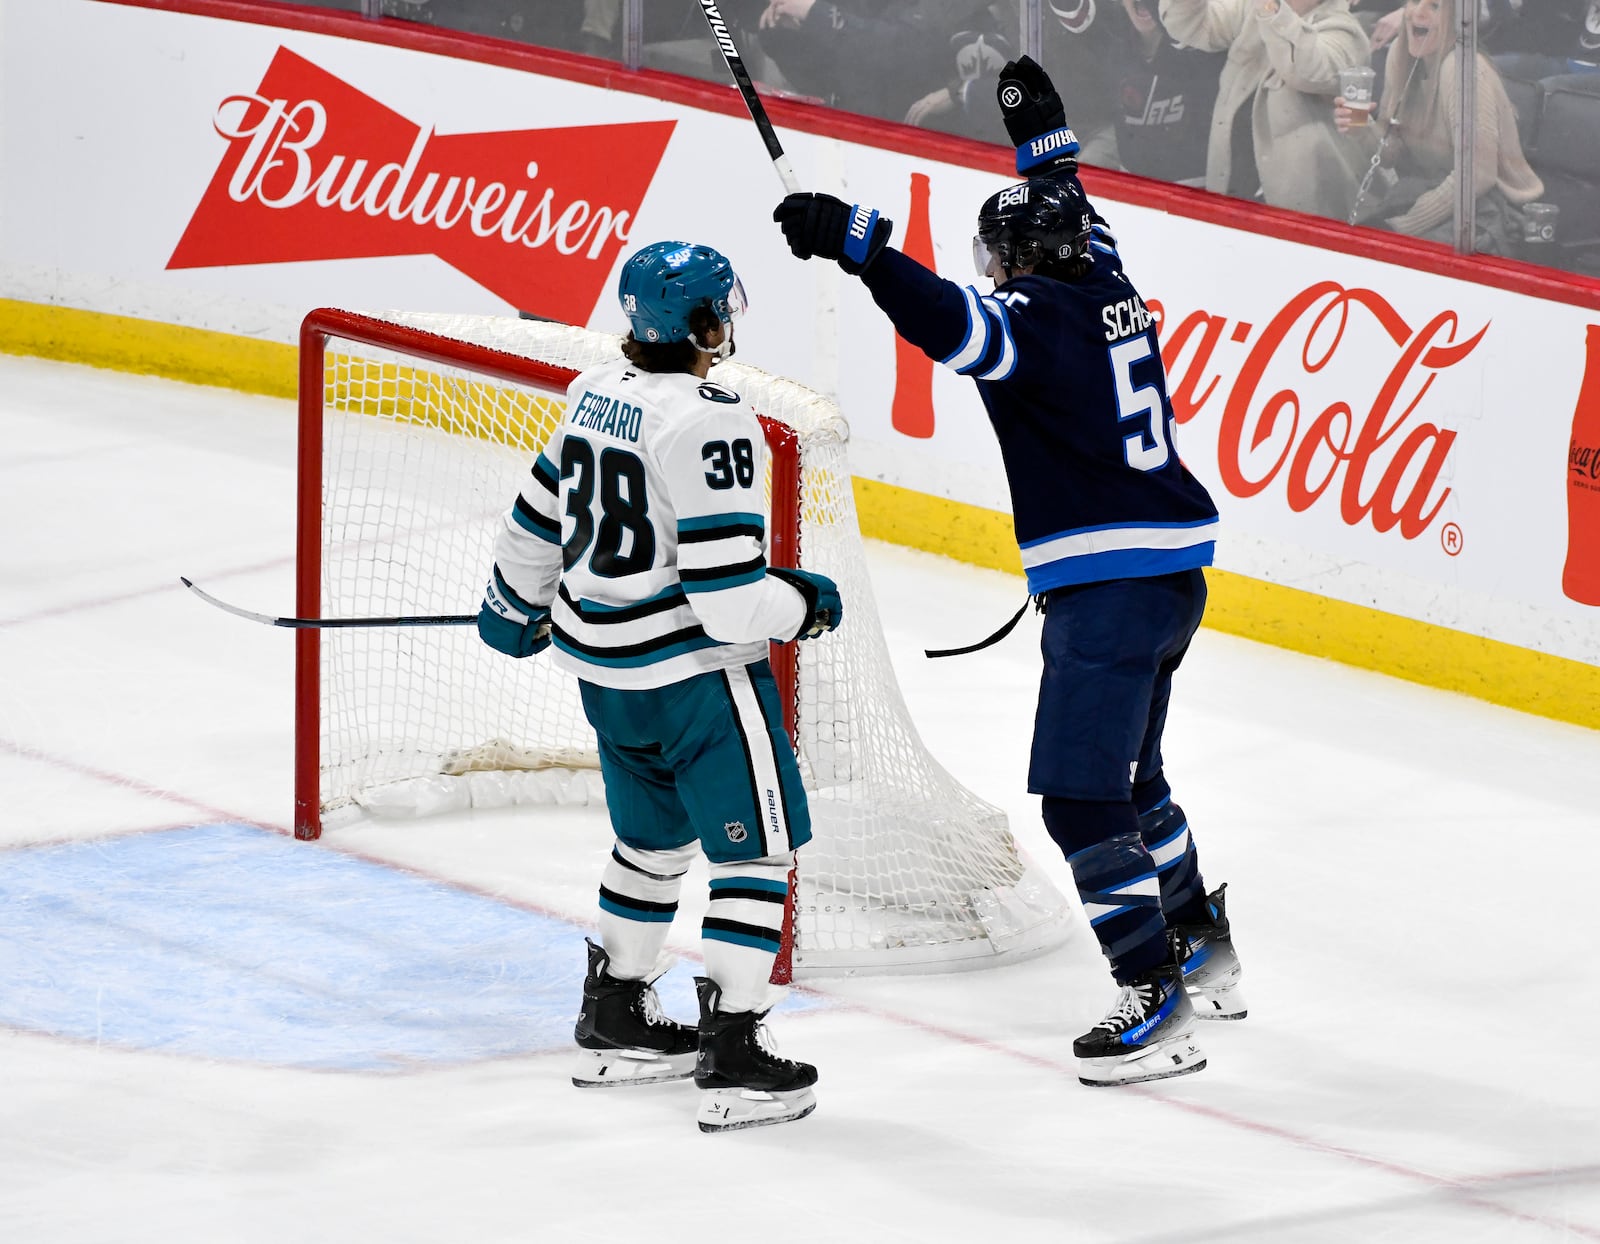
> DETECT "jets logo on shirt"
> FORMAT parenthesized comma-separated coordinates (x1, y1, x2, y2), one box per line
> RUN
(697, 382, 740, 404)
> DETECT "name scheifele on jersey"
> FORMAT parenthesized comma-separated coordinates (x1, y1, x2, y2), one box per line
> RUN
(859, 213, 1218, 593)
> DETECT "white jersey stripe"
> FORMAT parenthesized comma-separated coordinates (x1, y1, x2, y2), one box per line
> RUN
(1019, 519, 1221, 569)
(940, 286, 991, 373)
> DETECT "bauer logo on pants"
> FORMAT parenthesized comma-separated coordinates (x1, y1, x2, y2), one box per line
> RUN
(168, 47, 674, 323)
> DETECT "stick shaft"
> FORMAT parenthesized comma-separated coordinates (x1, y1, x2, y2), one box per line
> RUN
(698, 0, 802, 194)
(182, 578, 475, 629)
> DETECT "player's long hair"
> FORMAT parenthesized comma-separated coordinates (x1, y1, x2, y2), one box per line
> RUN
(621, 305, 723, 373)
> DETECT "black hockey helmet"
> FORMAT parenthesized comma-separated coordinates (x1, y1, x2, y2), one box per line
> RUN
(974, 177, 1094, 281)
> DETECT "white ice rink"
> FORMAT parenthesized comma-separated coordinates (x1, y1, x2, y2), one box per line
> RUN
(2, 352, 1599, 1243)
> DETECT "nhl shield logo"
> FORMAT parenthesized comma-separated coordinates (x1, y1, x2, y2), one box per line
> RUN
(724, 820, 748, 843)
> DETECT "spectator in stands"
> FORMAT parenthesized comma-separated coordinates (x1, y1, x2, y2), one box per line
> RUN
(1338, 0, 1545, 247)
(578, 0, 619, 59)
(1073, 0, 1227, 183)
(754, 0, 1004, 123)
(1160, 0, 1371, 218)
(905, 13, 1018, 137)
(905, 1, 1126, 156)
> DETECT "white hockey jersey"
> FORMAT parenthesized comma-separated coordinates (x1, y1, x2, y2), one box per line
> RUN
(490, 357, 807, 690)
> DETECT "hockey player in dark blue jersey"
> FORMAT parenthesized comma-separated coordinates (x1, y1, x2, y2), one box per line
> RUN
(773, 55, 1244, 1087)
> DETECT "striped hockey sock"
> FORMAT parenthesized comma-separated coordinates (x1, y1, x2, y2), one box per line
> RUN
(702, 854, 793, 1013)
(596, 840, 697, 980)
(1067, 831, 1168, 983)
(1136, 778, 1206, 926)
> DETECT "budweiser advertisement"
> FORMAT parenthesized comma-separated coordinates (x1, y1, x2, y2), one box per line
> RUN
(168, 47, 673, 323)
(3, 0, 1598, 670)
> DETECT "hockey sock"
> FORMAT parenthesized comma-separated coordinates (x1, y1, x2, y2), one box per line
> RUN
(1134, 775, 1207, 927)
(1044, 798, 1167, 983)
(701, 854, 793, 1013)
(596, 840, 697, 980)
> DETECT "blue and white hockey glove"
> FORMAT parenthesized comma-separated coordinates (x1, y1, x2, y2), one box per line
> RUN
(773, 193, 893, 276)
(477, 568, 552, 658)
(769, 567, 843, 641)
(997, 55, 1080, 177)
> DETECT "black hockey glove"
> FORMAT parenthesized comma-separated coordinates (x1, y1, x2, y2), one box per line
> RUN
(773, 193, 892, 276)
(768, 566, 843, 640)
(996, 55, 1080, 178)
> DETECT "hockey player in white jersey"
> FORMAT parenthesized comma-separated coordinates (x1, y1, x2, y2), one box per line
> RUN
(478, 240, 840, 1133)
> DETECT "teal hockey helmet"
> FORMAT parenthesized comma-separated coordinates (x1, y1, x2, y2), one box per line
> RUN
(617, 241, 747, 345)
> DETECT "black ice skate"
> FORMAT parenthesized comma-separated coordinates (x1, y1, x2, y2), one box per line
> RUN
(1176, 884, 1247, 1020)
(1074, 932, 1206, 1087)
(571, 938, 697, 1088)
(693, 976, 817, 1133)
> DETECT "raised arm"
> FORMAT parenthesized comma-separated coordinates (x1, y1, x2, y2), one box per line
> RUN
(1160, 0, 1249, 55)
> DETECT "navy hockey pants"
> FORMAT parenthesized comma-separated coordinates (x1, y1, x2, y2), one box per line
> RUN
(578, 659, 813, 864)
(1027, 568, 1207, 800)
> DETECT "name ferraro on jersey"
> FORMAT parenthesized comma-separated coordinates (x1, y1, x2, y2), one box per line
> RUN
(571, 389, 643, 441)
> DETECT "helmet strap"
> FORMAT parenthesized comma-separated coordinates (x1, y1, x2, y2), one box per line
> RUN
(692, 318, 736, 363)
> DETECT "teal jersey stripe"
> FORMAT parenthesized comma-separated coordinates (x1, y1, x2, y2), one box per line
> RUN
(679, 511, 764, 533)
(680, 567, 767, 594)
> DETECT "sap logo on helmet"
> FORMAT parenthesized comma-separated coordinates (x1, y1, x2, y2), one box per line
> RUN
(997, 185, 1030, 210)
(849, 204, 874, 241)
(663, 246, 696, 268)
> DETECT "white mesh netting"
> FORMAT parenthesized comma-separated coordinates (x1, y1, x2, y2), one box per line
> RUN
(311, 310, 1069, 974)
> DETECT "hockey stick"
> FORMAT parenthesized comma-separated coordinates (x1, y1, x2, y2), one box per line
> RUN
(697, 0, 801, 194)
(180, 577, 475, 629)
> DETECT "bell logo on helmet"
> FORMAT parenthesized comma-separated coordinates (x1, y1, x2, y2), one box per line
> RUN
(998, 184, 1030, 210)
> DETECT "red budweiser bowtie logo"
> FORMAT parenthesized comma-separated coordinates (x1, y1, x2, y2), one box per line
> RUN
(169, 47, 674, 321)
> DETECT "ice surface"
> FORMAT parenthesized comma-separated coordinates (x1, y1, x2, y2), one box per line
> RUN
(1, 355, 1597, 1242)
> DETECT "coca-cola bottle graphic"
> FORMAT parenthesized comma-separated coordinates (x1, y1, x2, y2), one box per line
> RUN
(1562, 323, 1600, 606)
(891, 172, 936, 438)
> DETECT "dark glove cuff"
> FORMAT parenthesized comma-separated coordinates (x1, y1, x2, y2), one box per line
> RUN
(1016, 126, 1081, 174)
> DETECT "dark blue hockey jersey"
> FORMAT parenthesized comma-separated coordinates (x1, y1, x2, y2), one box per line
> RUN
(859, 226, 1218, 594)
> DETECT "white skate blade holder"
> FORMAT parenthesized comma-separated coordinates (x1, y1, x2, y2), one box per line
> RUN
(1188, 983, 1248, 1021)
(697, 1086, 817, 1133)
(1078, 1033, 1207, 1087)
(571, 1047, 696, 1089)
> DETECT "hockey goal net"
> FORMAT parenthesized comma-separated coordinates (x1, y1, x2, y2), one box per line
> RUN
(298, 307, 1069, 976)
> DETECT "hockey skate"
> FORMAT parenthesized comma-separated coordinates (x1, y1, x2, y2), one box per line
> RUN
(693, 977, 817, 1133)
(1176, 884, 1247, 1020)
(571, 939, 698, 1088)
(1075, 933, 1206, 1087)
